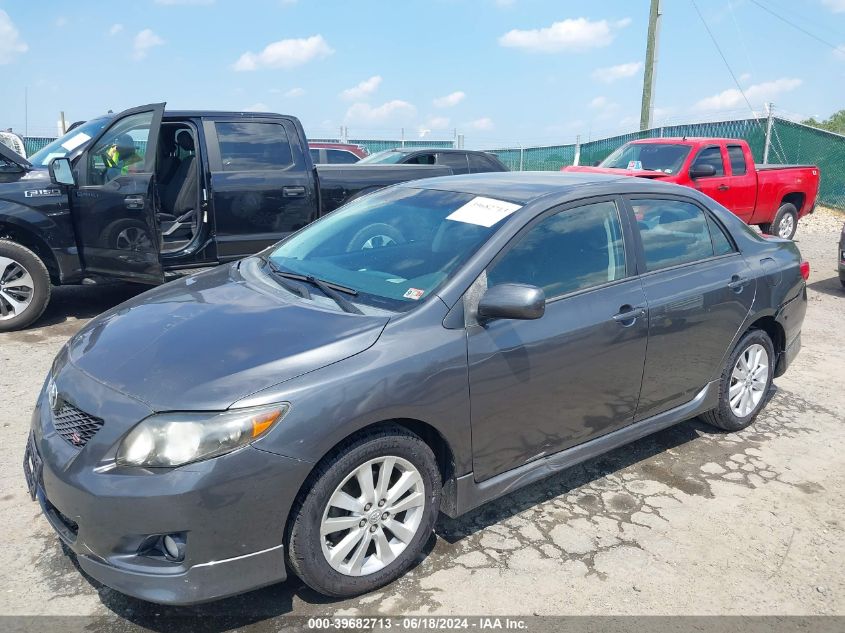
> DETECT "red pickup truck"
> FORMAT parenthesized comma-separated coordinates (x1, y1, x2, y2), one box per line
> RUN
(564, 138, 820, 239)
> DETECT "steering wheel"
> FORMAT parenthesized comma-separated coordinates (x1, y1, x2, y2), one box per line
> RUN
(345, 223, 406, 252)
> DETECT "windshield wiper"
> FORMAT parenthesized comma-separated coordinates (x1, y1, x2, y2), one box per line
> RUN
(263, 258, 311, 299)
(263, 260, 362, 315)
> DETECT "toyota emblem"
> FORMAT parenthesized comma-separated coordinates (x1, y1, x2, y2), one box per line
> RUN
(48, 379, 59, 412)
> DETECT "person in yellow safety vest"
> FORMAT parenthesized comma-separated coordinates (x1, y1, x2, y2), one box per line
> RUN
(104, 133, 143, 181)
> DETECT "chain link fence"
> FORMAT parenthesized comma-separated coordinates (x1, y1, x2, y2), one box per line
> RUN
(488, 117, 844, 209)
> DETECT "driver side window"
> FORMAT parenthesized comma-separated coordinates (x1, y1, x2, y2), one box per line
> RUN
(83, 112, 153, 186)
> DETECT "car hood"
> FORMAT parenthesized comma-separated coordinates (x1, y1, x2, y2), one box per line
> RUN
(66, 264, 389, 411)
(0, 139, 32, 169)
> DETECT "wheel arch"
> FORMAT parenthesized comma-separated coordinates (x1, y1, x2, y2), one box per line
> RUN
(0, 220, 60, 284)
(284, 417, 458, 539)
(780, 192, 805, 215)
(745, 314, 787, 376)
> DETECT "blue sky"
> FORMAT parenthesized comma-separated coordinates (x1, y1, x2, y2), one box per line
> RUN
(1, 0, 844, 147)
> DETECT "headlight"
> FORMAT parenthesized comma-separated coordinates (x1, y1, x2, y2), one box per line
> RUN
(115, 403, 289, 468)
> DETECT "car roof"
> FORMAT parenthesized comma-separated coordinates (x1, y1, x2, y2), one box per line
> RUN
(401, 171, 646, 204)
(390, 147, 486, 155)
(630, 137, 744, 145)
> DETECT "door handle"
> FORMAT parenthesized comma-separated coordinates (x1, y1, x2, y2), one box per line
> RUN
(717, 184, 730, 191)
(282, 186, 306, 197)
(612, 305, 646, 326)
(124, 195, 145, 209)
(728, 274, 749, 291)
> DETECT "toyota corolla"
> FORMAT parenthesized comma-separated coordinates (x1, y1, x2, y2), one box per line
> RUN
(24, 173, 807, 604)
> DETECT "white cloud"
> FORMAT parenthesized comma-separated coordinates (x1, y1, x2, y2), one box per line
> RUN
(109, 23, 124, 36)
(244, 102, 269, 112)
(155, 0, 215, 5)
(426, 116, 451, 130)
(285, 87, 305, 98)
(340, 75, 382, 100)
(822, 0, 845, 13)
(739, 72, 752, 84)
(592, 61, 642, 83)
(0, 10, 28, 64)
(233, 35, 333, 71)
(835, 44, 845, 61)
(499, 17, 630, 53)
(433, 91, 466, 108)
(132, 29, 164, 60)
(588, 96, 620, 119)
(345, 100, 417, 124)
(467, 117, 494, 131)
(693, 77, 802, 111)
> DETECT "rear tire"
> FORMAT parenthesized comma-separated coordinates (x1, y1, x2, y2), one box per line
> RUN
(760, 203, 798, 240)
(701, 329, 775, 432)
(287, 427, 441, 598)
(0, 240, 51, 332)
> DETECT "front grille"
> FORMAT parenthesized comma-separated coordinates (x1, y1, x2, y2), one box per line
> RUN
(52, 402, 104, 448)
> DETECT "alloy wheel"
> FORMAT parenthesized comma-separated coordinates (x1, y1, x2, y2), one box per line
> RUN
(728, 343, 769, 417)
(777, 213, 795, 239)
(320, 456, 426, 576)
(0, 256, 35, 320)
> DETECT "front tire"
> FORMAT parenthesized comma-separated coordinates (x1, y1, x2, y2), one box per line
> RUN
(287, 427, 441, 598)
(701, 329, 775, 431)
(760, 203, 798, 240)
(0, 240, 51, 332)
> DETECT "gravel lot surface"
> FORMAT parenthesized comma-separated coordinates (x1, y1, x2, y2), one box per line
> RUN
(0, 208, 843, 626)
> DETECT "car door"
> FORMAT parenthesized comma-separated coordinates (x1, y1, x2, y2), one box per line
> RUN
(689, 145, 733, 208)
(724, 144, 757, 221)
(466, 197, 649, 482)
(204, 117, 317, 260)
(627, 195, 755, 420)
(69, 103, 165, 282)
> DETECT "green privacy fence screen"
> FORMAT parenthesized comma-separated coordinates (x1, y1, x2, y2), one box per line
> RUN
(21, 118, 845, 207)
(488, 117, 845, 209)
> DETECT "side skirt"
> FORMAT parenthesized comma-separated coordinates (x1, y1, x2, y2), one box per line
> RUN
(447, 379, 720, 518)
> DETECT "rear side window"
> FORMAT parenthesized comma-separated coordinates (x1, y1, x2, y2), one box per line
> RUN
(691, 147, 725, 177)
(727, 145, 746, 175)
(326, 149, 360, 164)
(405, 153, 436, 165)
(215, 121, 293, 171)
(436, 152, 469, 174)
(631, 199, 715, 270)
(488, 200, 626, 298)
(468, 153, 503, 173)
(707, 215, 735, 255)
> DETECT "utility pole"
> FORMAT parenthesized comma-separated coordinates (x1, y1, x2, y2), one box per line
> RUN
(763, 102, 774, 165)
(639, 0, 662, 131)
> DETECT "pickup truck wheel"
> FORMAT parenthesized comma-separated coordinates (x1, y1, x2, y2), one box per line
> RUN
(287, 427, 440, 597)
(700, 329, 774, 432)
(762, 203, 798, 240)
(0, 240, 51, 332)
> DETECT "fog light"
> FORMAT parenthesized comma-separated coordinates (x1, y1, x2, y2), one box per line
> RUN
(162, 534, 185, 562)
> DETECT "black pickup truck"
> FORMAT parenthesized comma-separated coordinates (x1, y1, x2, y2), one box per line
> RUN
(0, 103, 451, 331)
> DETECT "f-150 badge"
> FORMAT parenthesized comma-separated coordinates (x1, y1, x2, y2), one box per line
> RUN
(24, 189, 62, 198)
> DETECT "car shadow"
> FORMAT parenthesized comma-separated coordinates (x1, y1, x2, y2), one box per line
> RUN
(31, 282, 151, 329)
(807, 274, 844, 299)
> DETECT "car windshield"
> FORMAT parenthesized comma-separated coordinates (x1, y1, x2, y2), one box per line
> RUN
(267, 186, 517, 311)
(28, 118, 111, 167)
(600, 142, 691, 173)
(357, 150, 406, 164)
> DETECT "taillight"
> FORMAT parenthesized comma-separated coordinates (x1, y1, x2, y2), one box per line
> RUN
(800, 261, 810, 280)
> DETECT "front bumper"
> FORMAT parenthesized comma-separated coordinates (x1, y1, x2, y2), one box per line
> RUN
(25, 363, 312, 605)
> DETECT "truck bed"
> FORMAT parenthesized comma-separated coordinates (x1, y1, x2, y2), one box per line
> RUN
(754, 164, 816, 171)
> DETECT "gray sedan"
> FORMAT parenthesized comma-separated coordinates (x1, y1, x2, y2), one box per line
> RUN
(25, 173, 807, 604)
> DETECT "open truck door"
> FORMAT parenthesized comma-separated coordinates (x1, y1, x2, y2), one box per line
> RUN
(61, 103, 166, 284)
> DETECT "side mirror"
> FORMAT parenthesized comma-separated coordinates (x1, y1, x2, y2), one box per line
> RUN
(478, 283, 545, 321)
(689, 164, 716, 179)
(49, 157, 76, 186)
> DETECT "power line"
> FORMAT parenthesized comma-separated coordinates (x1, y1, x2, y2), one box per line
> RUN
(749, 0, 843, 51)
(689, 0, 760, 119)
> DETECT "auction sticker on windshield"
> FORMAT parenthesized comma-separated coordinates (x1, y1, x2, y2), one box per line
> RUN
(61, 132, 91, 151)
(446, 196, 521, 228)
(403, 288, 425, 300)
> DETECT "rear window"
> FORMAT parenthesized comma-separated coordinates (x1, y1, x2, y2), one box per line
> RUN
(326, 149, 360, 164)
(215, 121, 293, 171)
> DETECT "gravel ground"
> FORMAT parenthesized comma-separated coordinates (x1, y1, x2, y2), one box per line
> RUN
(0, 208, 843, 626)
